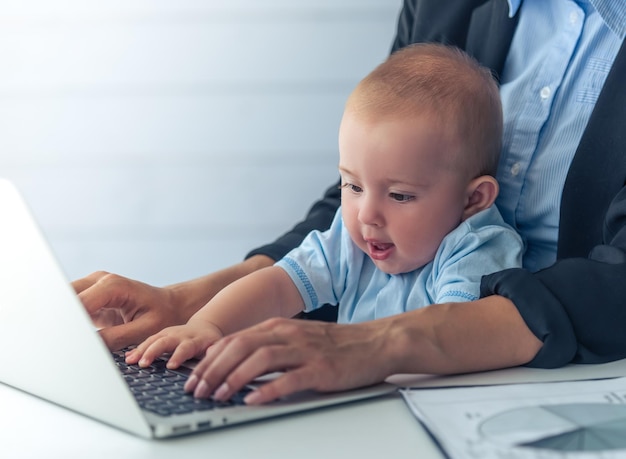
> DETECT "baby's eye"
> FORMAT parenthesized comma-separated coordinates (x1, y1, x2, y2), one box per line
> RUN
(390, 192, 415, 202)
(342, 183, 363, 193)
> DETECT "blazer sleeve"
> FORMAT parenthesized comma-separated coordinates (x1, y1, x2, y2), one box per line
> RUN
(480, 186, 626, 368)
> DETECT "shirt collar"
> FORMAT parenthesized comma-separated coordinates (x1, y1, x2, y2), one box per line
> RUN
(507, 0, 522, 17)
(507, 0, 624, 39)
(589, 0, 625, 39)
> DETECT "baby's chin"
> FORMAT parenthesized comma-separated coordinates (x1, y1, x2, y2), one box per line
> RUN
(372, 258, 426, 276)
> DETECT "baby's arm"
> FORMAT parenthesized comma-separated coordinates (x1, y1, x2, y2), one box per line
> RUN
(126, 266, 305, 368)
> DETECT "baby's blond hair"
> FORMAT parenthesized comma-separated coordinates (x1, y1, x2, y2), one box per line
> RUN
(346, 43, 502, 178)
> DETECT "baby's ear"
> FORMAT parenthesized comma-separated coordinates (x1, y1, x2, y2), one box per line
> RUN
(462, 175, 499, 221)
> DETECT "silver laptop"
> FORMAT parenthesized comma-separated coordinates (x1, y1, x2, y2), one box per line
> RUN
(0, 178, 395, 439)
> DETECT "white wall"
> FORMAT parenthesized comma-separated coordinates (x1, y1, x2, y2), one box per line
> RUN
(0, 0, 402, 285)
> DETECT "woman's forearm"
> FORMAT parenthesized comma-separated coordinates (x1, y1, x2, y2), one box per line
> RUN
(382, 295, 543, 375)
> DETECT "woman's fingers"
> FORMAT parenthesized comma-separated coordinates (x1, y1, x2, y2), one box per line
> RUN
(184, 317, 392, 404)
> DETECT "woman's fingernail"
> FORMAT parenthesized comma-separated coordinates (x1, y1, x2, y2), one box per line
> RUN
(184, 374, 198, 392)
(194, 380, 210, 398)
(244, 390, 262, 405)
(213, 382, 230, 400)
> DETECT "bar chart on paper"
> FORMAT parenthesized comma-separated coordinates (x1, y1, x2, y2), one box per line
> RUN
(401, 377, 626, 459)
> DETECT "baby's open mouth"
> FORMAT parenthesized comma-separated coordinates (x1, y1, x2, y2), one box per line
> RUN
(366, 241, 394, 260)
(370, 242, 393, 251)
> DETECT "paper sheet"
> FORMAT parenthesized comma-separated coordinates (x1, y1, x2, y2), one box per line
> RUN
(401, 377, 626, 459)
(388, 358, 626, 389)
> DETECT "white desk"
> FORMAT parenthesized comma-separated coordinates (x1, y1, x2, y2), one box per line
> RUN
(0, 383, 442, 459)
(6, 358, 626, 459)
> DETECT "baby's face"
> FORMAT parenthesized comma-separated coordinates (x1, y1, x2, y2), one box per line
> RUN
(338, 110, 470, 274)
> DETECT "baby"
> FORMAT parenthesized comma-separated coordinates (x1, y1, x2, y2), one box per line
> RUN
(126, 43, 523, 403)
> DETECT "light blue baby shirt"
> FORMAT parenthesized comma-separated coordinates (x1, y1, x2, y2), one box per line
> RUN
(276, 206, 524, 324)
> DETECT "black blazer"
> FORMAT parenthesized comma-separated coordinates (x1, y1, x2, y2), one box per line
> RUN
(249, 0, 626, 367)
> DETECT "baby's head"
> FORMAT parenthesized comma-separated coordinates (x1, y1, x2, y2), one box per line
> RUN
(344, 43, 502, 181)
(338, 44, 504, 274)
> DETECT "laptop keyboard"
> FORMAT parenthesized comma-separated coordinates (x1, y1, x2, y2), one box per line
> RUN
(112, 350, 251, 417)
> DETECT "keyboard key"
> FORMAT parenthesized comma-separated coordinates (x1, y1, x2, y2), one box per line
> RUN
(112, 349, 252, 417)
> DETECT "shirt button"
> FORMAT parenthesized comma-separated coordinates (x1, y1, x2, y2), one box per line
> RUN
(510, 162, 521, 177)
(540, 86, 551, 100)
(569, 11, 578, 24)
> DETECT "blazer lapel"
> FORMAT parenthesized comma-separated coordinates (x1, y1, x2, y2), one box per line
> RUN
(464, 0, 518, 79)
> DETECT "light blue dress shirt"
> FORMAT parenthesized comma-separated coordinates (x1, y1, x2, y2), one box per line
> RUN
(276, 207, 523, 324)
(498, 0, 623, 272)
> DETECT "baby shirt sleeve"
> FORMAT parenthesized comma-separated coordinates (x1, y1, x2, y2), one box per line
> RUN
(275, 208, 357, 313)
(429, 206, 524, 304)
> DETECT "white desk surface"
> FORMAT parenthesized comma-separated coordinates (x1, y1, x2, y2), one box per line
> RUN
(5, 357, 626, 459)
(0, 382, 442, 459)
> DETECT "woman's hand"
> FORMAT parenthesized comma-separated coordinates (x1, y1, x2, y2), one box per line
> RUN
(73, 271, 190, 351)
(72, 255, 275, 351)
(183, 317, 396, 405)
(181, 297, 541, 404)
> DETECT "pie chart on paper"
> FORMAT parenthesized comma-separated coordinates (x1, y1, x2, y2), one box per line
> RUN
(478, 403, 626, 452)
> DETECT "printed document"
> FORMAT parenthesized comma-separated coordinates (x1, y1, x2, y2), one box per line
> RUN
(401, 377, 626, 459)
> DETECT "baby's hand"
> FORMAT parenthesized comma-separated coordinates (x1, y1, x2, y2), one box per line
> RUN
(125, 321, 223, 369)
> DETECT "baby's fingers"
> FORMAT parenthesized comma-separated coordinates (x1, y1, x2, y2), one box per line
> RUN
(166, 340, 207, 369)
(128, 334, 180, 367)
(124, 333, 163, 365)
(142, 336, 185, 367)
